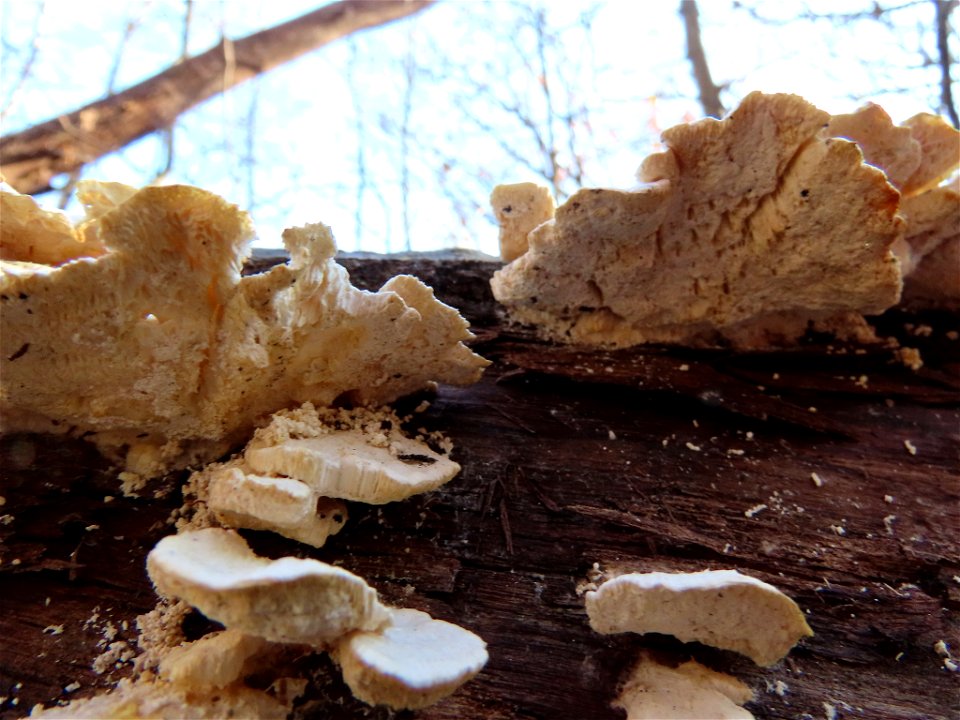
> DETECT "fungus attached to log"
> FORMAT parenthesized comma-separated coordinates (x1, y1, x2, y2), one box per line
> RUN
(491, 92, 906, 348)
(335, 608, 489, 710)
(585, 569, 812, 667)
(146, 528, 389, 645)
(0, 181, 488, 478)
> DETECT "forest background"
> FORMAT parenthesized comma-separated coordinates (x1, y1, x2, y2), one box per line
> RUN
(1, 0, 956, 254)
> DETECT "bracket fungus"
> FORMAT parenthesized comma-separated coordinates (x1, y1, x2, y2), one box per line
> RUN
(206, 463, 348, 548)
(0, 181, 487, 478)
(335, 608, 489, 710)
(585, 569, 812, 667)
(146, 528, 389, 645)
(246, 429, 461, 505)
(491, 182, 556, 263)
(827, 103, 959, 309)
(141, 528, 488, 713)
(491, 92, 907, 348)
(196, 403, 461, 546)
(613, 652, 754, 720)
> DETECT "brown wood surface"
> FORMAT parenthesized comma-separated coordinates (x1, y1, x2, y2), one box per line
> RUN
(1, 253, 958, 719)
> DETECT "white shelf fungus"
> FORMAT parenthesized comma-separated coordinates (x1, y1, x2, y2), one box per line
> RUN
(614, 652, 754, 720)
(0, 181, 487, 478)
(146, 528, 389, 645)
(246, 429, 461, 504)
(206, 463, 348, 548)
(335, 608, 488, 710)
(491, 92, 907, 348)
(585, 569, 812, 666)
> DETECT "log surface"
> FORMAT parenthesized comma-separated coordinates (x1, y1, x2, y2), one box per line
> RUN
(1, 252, 958, 719)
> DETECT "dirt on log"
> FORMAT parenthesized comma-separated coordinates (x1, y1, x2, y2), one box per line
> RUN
(1, 252, 958, 719)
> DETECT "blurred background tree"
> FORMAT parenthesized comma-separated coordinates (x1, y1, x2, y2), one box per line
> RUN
(1, 0, 956, 254)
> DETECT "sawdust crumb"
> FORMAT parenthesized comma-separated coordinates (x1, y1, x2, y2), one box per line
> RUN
(883, 515, 898, 535)
(119, 471, 147, 497)
(896, 346, 923, 371)
(744, 503, 768, 518)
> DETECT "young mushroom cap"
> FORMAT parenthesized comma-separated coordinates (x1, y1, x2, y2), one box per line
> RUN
(335, 608, 488, 710)
(614, 652, 754, 720)
(146, 528, 389, 645)
(207, 464, 347, 548)
(245, 430, 461, 504)
(585, 569, 812, 666)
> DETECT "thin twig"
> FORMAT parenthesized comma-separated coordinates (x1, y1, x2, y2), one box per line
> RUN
(1, 1, 46, 121)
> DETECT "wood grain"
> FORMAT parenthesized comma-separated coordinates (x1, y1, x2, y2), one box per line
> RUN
(1, 253, 957, 719)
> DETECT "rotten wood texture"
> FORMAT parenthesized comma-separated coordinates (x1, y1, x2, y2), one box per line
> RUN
(0, 0, 433, 195)
(2, 253, 959, 720)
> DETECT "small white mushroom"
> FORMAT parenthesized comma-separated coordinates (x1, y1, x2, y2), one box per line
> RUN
(207, 465, 347, 548)
(246, 430, 461, 504)
(146, 528, 389, 644)
(585, 569, 812, 666)
(335, 608, 488, 710)
(614, 652, 754, 720)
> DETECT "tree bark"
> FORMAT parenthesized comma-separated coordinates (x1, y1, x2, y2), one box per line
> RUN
(0, 0, 434, 195)
(680, 0, 726, 119)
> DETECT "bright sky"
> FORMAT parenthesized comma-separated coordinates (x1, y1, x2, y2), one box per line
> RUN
(0, 0, 950, 254)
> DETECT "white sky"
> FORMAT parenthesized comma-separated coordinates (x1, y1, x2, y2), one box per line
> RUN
(0, 0, 952, 254)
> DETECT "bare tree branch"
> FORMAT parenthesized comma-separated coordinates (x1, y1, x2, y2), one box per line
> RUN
(680, 0, 725, 118)
(1, 1, 46, 121)
(0, 0, 434, 195)
(935, 0, 959, 126)
(731, 0, 929, 26)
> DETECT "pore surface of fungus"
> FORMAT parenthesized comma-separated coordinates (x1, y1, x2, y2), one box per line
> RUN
(491, 92, 904, 348)
(335, 608, 488, 710)
(0, 182, 488, 477)
(585, 569, 812, 666)
(146, 528, 389, 644)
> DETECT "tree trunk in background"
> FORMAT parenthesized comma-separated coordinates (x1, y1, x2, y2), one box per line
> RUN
(680, 0, 726, 119)
(934, 0, 959, 127)
(0, 0, 433, 195)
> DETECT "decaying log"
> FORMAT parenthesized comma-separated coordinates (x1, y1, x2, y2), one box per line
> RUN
(1, 253, 957, 719)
